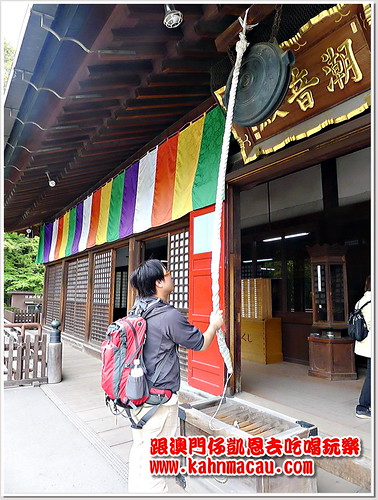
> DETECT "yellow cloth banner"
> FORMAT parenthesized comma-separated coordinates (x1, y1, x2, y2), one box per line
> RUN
(172, 116, 205, 221)
(96, 180, 113, 245)
(59, 212, 70, 259)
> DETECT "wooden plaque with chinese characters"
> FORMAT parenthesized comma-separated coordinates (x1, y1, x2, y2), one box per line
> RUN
(216, 4, 371, 163)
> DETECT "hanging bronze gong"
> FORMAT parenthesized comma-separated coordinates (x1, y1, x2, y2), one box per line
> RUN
(223, 41, 295, 127)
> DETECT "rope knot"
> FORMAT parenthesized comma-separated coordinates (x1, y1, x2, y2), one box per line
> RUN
(235, 35, 249, 56)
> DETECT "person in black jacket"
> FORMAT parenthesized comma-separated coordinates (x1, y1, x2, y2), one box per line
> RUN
(127, 259, 224, 493)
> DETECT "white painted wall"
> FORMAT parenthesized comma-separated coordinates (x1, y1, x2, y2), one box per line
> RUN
(115, 245, 129, 267)
(269, 165, 323, 222)
(240, 183, 269, 229)
(240, 147, 371, 230)
(337, 147, 371, 206)
(240, 165, 323, 228)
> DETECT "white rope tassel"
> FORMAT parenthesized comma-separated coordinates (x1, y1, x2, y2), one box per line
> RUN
(211, 15, 250, 376)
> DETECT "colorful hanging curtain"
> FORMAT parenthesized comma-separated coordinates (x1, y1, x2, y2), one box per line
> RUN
(37, 106, 226, 263)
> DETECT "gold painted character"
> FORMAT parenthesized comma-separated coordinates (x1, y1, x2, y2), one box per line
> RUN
(321, 38, 363, 92)
(288, 68, 320, 111)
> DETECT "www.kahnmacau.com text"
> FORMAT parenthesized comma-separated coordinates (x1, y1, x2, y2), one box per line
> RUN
(150, 457, 315, 476)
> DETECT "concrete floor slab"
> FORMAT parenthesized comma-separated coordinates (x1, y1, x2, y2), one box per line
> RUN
(4, 386, 129, 495)
(5, 339, 370, 495)
(110, 441, 133, 461)
(98, 426, 133, 446)
(85, 414, 130, 433)
(76, 406, 115, 422)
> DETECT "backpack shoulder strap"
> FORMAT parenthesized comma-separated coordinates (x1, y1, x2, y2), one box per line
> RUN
(359, 300, 371, 312)
(128, 297, 162, 318)
(142, 297, 162, 318)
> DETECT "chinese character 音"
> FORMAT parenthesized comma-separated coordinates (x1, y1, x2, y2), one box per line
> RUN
(288, 68, 320, 111)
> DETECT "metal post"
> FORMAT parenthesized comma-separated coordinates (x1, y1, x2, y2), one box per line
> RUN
(48, 319, 62, 383)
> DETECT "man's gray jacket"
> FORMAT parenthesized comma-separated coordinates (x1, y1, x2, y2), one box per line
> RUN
(140, 297, 204, 392)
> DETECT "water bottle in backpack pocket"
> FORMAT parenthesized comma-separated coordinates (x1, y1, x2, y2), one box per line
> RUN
(126, 358, 150, 401)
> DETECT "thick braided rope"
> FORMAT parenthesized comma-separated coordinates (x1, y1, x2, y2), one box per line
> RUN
(210, 20, 250, 376)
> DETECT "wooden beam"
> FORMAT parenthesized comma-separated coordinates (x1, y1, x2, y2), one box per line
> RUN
(161, 58, 215, 73)
(111, 114, 183, 126)
(217, 5, 251, 17)
(136, 85, 209, 98)
(147, 73, 209, 86)
(79, 75, 140, 89)
(227, 113, 371, 188)
(62, 99, 120, 112)
(87, 60, 153, 76)
(124, 4, 203, 19)
(45, 127, 97, 140)
(175, 39, 221, 58)
(215, 4, 276, 51)
(194, 18, 236, 38)
(116, 105, 196, 118)
(99, 123, 162, 135)
(111, 25, 183, 42)
(41, 138, 88, 148)
(124, 96, 204, 110)
(56, 109, 111, 123)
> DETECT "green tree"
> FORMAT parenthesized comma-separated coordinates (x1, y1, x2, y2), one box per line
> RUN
(4, 39, 15, 92)
(4, 233, 44, 301)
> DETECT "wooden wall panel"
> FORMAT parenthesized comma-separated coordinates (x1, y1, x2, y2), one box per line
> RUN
(64, 256, 89, 339)
(89, 250, 114, 344)
(45, 263, 63, 327)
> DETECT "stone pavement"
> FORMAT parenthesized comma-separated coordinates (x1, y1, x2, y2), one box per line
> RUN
(4, 385, 129, 496)
(3, 339, 184, 498)
(3, 340, 371, 497)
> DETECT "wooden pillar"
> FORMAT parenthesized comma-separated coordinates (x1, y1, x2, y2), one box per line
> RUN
(59, 260, 68, 331)
(85, 252, 94, 343)
(109, 249, 116, 324)
(127, 237, 143, 311)
(320, 158, 340, 244)
(42, 265, 48, 327)
(226, 185, 242, 395)
(280, 237, 287, 312)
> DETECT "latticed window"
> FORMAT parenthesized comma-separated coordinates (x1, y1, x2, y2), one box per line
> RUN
(114, 267, 128, 310)
(90, 250, 113, 344)
(169, 229, 190, 382)
(169, 230, 189, 312)
(45, 263, 63, 326)
(64, 256, 89, 339)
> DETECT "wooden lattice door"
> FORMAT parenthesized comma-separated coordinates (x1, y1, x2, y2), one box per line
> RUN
(45, 263, 63, 327)
(64, 256, 89, 340)
(169, 229, 190, 382)
(89, 250, 114, 344)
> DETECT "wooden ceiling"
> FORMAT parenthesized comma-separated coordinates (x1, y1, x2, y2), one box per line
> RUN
(4, 3, 333, 233)
(5, 3, 266, 232)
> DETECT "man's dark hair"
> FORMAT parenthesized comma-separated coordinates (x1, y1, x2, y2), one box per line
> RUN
(365, 275, 371, 292)
(129, 259, 165, 297)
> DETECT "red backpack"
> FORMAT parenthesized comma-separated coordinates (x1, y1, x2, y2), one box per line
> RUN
(100, 298, 172, 429)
